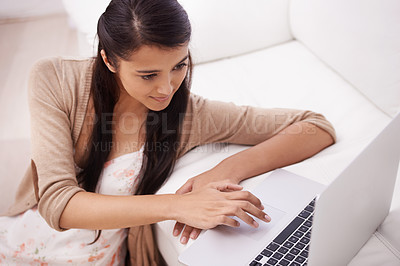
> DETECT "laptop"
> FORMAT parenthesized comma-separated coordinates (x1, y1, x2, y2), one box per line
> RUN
(178, 113, 400, 266)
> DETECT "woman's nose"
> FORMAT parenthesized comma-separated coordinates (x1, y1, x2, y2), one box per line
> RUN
(156, 76, 173, 95)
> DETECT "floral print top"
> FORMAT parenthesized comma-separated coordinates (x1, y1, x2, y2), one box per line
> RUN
(0, 146, 144, 265)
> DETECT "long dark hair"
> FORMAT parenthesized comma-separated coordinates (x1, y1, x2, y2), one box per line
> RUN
(76, 0, 192, 242)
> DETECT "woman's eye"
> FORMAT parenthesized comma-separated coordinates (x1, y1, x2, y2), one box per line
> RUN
(141, 74, 157, 80)
(174, 62, 187, 70)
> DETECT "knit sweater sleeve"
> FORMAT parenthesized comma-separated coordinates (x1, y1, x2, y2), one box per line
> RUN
(177, 94, 336, 157)
(28, 58, 84, 231)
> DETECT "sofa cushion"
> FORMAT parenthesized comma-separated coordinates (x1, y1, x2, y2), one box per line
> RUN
(189, 41, 392, 163)
(290, 0, 400, 117)
(349, 208, 400, 265)
(178, 0, 293, 64)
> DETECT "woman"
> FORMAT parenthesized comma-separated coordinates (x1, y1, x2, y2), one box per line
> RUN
(0, 0, 335, 264)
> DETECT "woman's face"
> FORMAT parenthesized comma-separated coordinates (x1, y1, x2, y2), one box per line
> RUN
(113, 44, 189, 112)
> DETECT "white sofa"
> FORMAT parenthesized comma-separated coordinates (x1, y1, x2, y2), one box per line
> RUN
(28, 0, 400, 265)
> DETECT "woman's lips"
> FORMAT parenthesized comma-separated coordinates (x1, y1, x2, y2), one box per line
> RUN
(150, 95, 170, 102)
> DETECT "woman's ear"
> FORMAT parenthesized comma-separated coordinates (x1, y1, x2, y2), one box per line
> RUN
(100, 49, 117, 73)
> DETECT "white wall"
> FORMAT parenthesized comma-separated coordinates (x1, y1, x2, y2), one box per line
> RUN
(0, 0, 65, 19)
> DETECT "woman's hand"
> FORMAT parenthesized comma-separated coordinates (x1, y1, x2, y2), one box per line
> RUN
(173, 170, 235, 244)
(172, 180, 271, 244)
(176, 169, 236, 195)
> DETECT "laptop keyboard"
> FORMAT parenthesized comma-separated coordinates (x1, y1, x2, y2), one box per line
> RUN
(249, 198, 316, 266)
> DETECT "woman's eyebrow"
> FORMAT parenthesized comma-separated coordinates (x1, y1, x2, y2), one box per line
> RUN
(176, 55, 189, 65)
(136, 55, 189, 73)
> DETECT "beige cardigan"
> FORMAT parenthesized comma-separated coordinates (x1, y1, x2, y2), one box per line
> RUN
(4, 57, 335, 260)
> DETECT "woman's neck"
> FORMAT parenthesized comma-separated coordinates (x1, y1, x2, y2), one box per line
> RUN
(114, 88, 148, 116)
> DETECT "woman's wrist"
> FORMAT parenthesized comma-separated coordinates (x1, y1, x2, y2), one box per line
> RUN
(209, 159, 246, 184)
(162, 193, 184, 222)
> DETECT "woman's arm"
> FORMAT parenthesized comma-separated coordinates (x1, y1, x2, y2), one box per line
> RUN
(180, 121, 334, 191)
(59, 182, 270, 230)
(225, 121, 334, 182)
(60, 192, 174, 230)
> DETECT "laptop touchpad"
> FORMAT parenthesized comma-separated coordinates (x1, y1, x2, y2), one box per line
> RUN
(216, 203, 286, 241)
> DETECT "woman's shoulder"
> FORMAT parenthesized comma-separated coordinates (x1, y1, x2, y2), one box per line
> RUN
(30, 56, 94, 77)
(28, 56, 94, 91)
(187, 92, 213, 110)
(186, 92, 240, 115)
(28, 56, 94, 116)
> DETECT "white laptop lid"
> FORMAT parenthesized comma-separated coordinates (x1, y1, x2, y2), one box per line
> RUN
(308, 113, 400, 265)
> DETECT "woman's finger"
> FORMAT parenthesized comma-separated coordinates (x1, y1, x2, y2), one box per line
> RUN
(232, 207, 259, 228)
(173, 221, 185, 236)
(180, 225, 194, 244)
(176, 179, 193, 194)
(189, 228, 202, 240)
(210, 181, 243, 192)
(226, 190, 264, 210)
(234, 200, 271, 224)
(218, 184, 243, 192)
(217, 215, 240, 228)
